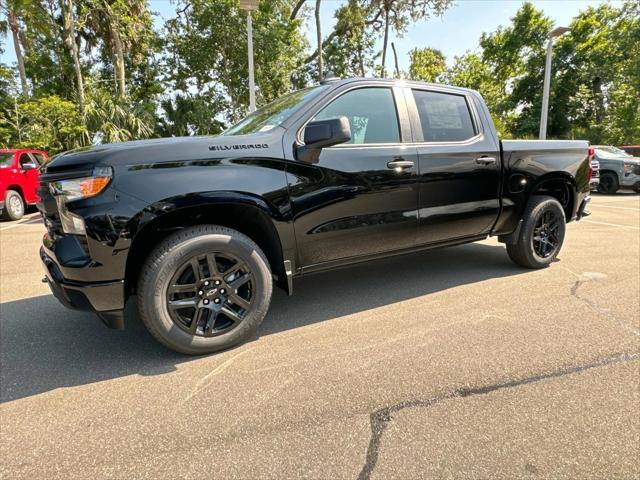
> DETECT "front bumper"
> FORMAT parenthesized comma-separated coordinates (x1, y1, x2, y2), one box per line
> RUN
(620, 173, 640, 190)
(40, 247, 125, 329)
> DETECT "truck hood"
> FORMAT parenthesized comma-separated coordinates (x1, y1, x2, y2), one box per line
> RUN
(597, 154, 640, 163)
(43, 129, 286, 173)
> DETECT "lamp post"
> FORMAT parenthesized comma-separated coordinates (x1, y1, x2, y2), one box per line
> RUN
(539, 26, 570, 139)
(239, 0, 259, 112)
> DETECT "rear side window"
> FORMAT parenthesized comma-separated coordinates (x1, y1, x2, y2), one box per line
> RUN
(412, 90, 476, 142)
(0, 153, 13, 168)
(313, 87, 400, 144)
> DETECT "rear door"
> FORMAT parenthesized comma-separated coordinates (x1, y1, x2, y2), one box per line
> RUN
(286, 85, 420, 269)
(406, 87, 501, 245)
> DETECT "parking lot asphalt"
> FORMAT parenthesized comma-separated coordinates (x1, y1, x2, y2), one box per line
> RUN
(1, 194, 639, 479)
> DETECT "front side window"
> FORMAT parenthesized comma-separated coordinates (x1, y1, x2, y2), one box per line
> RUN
(412, 90, 476, 142)
(312, 88, 400, 145)
(33, 153, 47, 165)
(18, 153, 32, 167)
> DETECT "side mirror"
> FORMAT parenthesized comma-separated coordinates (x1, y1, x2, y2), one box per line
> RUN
(297, 116, 351, 163)
(304, 116, 351, 149)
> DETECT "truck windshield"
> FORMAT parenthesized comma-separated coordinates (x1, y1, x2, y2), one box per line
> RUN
(224, 86, 327, 136)
(0, 153, 14, 168)
(595, 146, 632, 158)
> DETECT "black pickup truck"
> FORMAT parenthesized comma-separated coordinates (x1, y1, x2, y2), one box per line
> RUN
(38, 78, 592, 354)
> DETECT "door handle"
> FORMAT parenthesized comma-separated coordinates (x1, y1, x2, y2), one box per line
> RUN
(475, 156, 497, 165)
(387, 158, 414, 170)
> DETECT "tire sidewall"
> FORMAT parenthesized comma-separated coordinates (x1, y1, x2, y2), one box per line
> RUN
(4, 191, 24, 220)
(139, 227, 272, 354)
(598, 172, 618, 195)
(522, 198, 566, 267)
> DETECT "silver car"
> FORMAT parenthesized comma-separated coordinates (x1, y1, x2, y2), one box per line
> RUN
(593, 145, 640, 194)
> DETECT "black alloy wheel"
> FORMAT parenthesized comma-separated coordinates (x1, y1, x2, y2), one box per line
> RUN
(531, 209, 561, 258)
(137, 225, 272, 355)
(167, 252, 253, 337)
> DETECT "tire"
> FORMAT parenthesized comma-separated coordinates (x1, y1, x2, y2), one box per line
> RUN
(137, 225, 273, 355)
(506, 195, 566, 269)
(2, 190, 24, 221)
(597, 172, 619, 195)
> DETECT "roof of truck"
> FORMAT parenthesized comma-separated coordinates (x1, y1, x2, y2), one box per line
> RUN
(320, 77, 479, 96)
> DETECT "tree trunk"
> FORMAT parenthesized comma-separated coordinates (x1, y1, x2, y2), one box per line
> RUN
(391, 42, 400, 78)
(110, 25, 126, 98)
(380, 8, 389, 78)
(315, 0, 323, 81)
(8, 9, 28, 97)
(290, 0, 306, 20)
(61, 0, 85, 113)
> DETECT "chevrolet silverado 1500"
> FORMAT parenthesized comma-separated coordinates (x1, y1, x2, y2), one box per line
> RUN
(38, 78, 592, 354)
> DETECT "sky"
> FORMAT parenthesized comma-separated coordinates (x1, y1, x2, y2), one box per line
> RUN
(0, 0, 623, 71)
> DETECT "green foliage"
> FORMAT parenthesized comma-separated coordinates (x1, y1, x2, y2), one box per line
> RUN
(324, 0, 376, 78)
(407, 47, 445, 82)
(164, 0, 307, 125)
(0, 0, 637, 152)
(0, 95, 85, 151)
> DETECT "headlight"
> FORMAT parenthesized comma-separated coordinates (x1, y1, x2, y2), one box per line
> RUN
(49, 166, 112, 235)
(49, 166, 112, 202)
(623, 163, 635, 174)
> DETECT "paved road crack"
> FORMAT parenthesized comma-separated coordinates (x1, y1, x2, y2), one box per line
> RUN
(570, 278, 640, 337)
(357, 351, 640, 480)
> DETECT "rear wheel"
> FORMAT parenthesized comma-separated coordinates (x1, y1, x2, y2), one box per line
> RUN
(597, 172, 619, 194)
(506, 195, 566, 269)
(2, 190, 24, 221)
(137, 225, 273, 355)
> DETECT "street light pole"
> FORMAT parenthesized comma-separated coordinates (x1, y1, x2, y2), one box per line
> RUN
(246, 12, 256, 112)
(239, 0, 259, 113)
(539, 26, 570, 139)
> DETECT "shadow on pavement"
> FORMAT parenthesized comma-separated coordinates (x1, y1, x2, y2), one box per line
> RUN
(1, 242, 524, 403)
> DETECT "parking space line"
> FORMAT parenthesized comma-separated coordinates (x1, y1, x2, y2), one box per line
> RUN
(0, 217, 43, 231)
(582, 219, 640, 230)
(590, 205, 640, 211)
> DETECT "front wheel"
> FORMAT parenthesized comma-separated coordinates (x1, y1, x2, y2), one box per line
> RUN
(137, 225, 273, 355)
(597, 172, 619, 194)
(506, 196, 566, 269)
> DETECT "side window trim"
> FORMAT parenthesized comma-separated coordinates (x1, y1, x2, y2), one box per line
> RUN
(297, 85, 405, 147)
(407, 87, 483, 145)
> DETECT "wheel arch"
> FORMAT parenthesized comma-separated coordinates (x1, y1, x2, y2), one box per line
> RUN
(528, 172, 576, 220)
(125, 194, 289, 298)
(4, 185, 25, 201)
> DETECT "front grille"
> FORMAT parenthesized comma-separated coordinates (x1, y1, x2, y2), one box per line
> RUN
(631, 164, 640, 175)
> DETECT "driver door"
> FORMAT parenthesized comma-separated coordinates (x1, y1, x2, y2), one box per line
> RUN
(286, 86, 420, 270)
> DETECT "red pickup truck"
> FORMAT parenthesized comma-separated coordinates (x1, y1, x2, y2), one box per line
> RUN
(0, 148, 49, 220)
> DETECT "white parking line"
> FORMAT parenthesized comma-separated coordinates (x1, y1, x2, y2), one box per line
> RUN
(582, 219, 640, 230)
(590, 205, 640, 211)
(0, 217, 43, 231)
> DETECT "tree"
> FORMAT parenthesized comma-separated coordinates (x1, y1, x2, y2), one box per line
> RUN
(0, 95, 85, 151)
(407, 47, 445, 82)
(60, 0, 84, 112)
(165, 0, 307, 124)
(367, 0, 453, 77)
(0, 0, 34, 96)
(324, 0, 376, 78)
